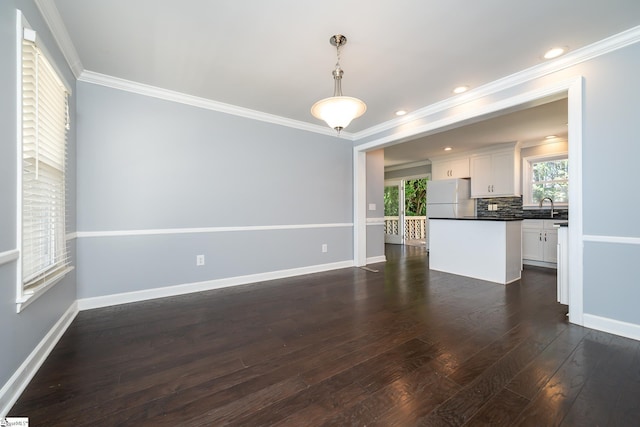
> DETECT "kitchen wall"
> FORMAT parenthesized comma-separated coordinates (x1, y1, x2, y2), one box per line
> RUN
(476, 196, 569, 220)
(0, 0, 77, 411)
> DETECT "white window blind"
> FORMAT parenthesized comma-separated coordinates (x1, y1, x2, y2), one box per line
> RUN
(21, 35, 70, 291)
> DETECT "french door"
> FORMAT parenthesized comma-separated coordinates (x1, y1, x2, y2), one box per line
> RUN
(384, 181, 404, 244)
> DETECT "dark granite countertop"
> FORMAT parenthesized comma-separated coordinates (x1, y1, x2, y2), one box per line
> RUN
(429, 217, 523, 222)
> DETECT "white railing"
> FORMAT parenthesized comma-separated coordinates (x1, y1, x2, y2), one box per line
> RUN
(385, 216, 399, 236)
(384, 216, 426, 240)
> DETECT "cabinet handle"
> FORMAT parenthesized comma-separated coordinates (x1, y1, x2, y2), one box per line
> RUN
(539, 233, 542, 241)
(488, 185, 491, 192)
(544, 232, 547, 242)
(491, 185, 494, 192)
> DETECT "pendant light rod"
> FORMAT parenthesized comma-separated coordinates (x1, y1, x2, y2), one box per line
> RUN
(311, 34, 366, 135)
(331, 35, 346, 97)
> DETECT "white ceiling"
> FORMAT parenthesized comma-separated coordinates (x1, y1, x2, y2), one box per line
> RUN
(384, 97, 569, 167)
(51, 0, 640, 164)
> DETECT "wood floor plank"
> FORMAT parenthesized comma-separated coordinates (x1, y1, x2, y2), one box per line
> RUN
(560, 334, 640, 426)
(513, 330, 614, 426)
(416, 322, 567, 426)
(464, 388, 530, 427)
(505, 323, 587, 400)
(372, 374, 461, 426)
(448, 323, 531, 387)
(9, 245, 639, 426)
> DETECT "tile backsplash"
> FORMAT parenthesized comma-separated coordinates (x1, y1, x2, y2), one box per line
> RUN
(476, 196, 569, 220)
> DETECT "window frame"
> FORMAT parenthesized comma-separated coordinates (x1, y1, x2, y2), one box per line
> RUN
(16, 11, 74, 312)
(522, 152, 569, 208)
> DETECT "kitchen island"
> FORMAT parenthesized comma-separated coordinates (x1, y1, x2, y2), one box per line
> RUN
(429, 217, 523, 284)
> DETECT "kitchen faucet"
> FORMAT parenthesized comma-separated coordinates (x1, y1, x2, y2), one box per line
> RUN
(539, 197, 557, 218)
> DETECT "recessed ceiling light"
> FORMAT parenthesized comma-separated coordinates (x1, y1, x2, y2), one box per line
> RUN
(543, 47, 566, 59)
(395, 110, 407, 116)
(545, 135, 557, 139)
(453, 86, 469, 94)
(444, 147, 453, 151)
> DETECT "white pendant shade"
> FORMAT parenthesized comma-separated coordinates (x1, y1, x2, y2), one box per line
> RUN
(311, 34, 366, 133)
(311, 96, 367, 131)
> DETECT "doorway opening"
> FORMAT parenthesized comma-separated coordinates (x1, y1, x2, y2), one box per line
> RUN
(355, 77, 583, 326)
(384, 177, 429, 247)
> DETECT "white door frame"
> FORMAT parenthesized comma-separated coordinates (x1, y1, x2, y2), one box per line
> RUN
(353, 76, 584, 326)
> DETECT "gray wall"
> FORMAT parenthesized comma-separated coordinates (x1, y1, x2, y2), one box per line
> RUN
(76, 82, 353, 298)
(365, 150, 384, 259)
(0, 0, 77, 393)
(578, 43, 640, 323)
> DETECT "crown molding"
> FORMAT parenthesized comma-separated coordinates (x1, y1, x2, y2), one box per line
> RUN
(355, 76, 583, 154)
(78, 70, 355, 139)
(352, 25, 640, 141)
(34, 0, 83, 78)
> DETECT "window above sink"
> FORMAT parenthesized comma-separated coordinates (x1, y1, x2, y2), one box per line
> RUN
(522, 153, 568, 208)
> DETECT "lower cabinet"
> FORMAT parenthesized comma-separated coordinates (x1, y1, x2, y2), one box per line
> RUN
(522, 220, 559, 266)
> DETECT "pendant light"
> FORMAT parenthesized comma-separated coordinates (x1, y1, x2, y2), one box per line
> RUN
(311, 34, 366, 134)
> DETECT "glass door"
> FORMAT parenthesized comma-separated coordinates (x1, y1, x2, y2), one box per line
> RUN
(404, 178, 428, 247)
(384, 181, 404, 244)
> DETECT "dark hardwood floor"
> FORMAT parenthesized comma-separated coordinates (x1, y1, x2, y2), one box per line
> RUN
(10, 244, 640, 426)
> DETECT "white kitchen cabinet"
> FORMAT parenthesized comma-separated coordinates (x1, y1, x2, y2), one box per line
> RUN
(522, 226, 544, 260)
(470, 148, 520, 198)
(429, 218, 522, 284)
(431, 157, 470, 180)
(522, 220, 560, 266)
(469, 154, 492, 194)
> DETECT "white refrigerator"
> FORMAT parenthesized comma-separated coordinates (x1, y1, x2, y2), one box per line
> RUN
(426, 178, 474, 219)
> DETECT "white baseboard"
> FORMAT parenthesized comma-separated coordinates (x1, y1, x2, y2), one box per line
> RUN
(583, 313, 640, 341)
(78, 260, 354, 310)
(366, 255, 387, 264)
(0, 302, 78, 417)
(523, 259, 557, 269)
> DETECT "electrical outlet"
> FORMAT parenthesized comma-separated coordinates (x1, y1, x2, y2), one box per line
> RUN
(322, 244, 328, 253)
(196, 254, 205, 266)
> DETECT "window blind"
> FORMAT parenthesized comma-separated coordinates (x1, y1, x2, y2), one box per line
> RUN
(21, 36, 70, 290)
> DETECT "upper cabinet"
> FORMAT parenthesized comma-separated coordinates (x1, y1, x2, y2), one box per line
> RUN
(470, 144, 521, 198)
(431, 157, 470, 180)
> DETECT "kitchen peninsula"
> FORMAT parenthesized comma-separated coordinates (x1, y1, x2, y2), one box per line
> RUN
(429, 217, 523, 284)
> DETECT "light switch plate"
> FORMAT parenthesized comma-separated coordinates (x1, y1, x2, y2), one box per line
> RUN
(368, 203, 376, 211)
